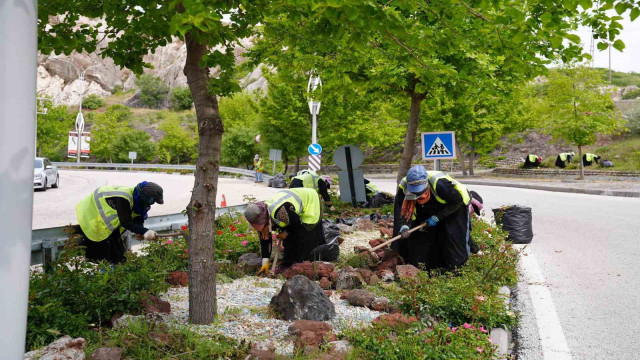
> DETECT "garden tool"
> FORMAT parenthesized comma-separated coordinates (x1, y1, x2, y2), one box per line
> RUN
(363, 223, 427, 265)
(269, 238, 282, 276)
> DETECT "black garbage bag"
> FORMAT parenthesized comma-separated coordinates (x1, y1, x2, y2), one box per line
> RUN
(492, 205, 533, 244)
(309, 219, 340, 261)
(270, 173, 287, 188)
(600, 160, 614, 168)
(368, 192, 394, 208)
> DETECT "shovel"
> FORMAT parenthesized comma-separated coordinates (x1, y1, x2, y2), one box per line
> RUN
(363, 223, 427, 265)
(269, 239, 281, 276)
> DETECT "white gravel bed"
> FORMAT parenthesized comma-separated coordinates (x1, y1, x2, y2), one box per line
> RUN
(161, 273, 383, 356)
(339, 230, 382, 256)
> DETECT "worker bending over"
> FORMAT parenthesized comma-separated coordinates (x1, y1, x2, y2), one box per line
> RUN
(75, 181, 163, 264)
(392, 166, 471, 272)
(244, 188, 326, 273)
(582, 153, 600, 166)
(555, 152, 575, 168)
(289, 171, 335, 211)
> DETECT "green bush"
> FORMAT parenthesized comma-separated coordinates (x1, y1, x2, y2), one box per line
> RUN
(345, 322, 496, 360)
(626, 109, 640, 135)
(111, 85, 123, 95)
(171, 86, 193, 110)
(82, 94, 105, 110)
(622, 88, 640, 100)
(214, 212, 260, 263)
(136, 75, 169, 108)
(111, 130, 157, 162)
(27, 243, 169, 350)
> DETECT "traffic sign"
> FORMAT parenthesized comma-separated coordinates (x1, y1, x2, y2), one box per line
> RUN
(308, 143, 322, 155)
(421, 131, 456, 160)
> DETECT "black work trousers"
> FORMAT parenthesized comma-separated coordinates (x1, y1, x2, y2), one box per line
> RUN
(280, 220, 325, 268)
(78, 227, 127, 264)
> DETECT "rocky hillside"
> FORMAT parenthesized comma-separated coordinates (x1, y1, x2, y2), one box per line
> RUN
(37, 18, 266, 106)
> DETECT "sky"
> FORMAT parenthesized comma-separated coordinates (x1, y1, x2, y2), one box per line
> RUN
(576, 14, 640, 73)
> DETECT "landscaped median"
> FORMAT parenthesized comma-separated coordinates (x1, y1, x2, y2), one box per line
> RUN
(25, 204, 519, 359)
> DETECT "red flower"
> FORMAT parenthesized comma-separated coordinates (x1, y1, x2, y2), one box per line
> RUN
(217, 230, 222, 235)
(229, 225, 237, 232)
(181, 225, 188, 231)
(239, 234, 246, 238)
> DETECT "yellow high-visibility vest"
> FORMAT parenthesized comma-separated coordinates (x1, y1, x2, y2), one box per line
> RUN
(75, 185, 139, 241)
(264, 188, 321, 227)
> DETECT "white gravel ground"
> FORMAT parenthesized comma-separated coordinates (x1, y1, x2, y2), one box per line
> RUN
(160, 230, 384, 356)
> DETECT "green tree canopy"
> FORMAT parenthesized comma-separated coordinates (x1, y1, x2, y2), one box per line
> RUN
(37, 105, 74, 161)
(111, 130, 157, 163)
(158, 116, 197, 164)
(90, 105, 133, 162)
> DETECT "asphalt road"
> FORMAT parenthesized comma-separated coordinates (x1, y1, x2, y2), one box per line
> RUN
(34, 172, 640, 359)
(32, 170, 280, 229)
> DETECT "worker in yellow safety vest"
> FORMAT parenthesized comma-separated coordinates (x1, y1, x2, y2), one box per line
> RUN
(523, 154, 541, 168)
(582, 153, 601, 166)
(75, 181, 164, 264)
(555, 152, 575, 168)
(243, 188, 330, 273)
(392, 165, 471, 272)
(253, 154, 264, 183)
(289, 172, 335, 211)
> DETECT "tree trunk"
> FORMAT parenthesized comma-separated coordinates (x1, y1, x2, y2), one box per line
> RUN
(578, 145, 584, 180)
(283, 154, 289, 174)
(294, 156, 300, 173)
(183, 32, 221, 324)
(397, 89, 424, 184)
(468, 134, 476, 176)
(456, 142, 468, 176)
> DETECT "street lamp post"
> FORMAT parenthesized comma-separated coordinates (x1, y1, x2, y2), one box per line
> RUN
(307, 73, 322, 171)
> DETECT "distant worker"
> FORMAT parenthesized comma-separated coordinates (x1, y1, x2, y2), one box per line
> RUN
(555, 151, 575, 168)
(392, 165, 471, 272)
(253, 154, 264, 183)
(582, 153, 601, 167)
(364, 178, 381, 201)
(523, 154, 541, 169)
(289, 171, 335, 211)
(75, 182, 163, 264)
(244, 188, 327, 272)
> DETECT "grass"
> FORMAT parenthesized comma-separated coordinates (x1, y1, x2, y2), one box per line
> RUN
(84, 317, 251, 359)
(594, 68, 640, 87)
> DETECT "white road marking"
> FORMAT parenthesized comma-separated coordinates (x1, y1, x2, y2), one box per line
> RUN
(517, 245, 572, 360)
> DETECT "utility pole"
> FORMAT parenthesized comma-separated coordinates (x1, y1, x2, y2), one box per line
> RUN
(307, 73, 322, 172)
(0, 0, 37, 357)
(608, 43, 612, 85)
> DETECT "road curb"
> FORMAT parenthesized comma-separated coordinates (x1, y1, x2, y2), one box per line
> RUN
(463, 180, 640, 198)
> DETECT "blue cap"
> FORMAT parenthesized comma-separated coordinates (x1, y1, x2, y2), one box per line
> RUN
(406, 165, 428, 194)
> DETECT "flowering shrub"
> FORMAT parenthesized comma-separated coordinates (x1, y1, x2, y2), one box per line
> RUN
(345, 321, 496, 359)
(214, 212, 260, 263)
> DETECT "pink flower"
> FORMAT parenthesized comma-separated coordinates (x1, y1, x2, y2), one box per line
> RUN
(475, 295, 486, 302)
(450, 327, 457, 333)
(166, 240, 173, 245)
(479, 326, 487, 333)
(476, 346, 484, 353)
(242, 240, 248, 246)
(184, 249, 189, 253)
(463, 323, 472, 329)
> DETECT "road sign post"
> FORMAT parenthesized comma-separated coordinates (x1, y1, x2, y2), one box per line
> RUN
(307, 73, 322, 171)
(269, 149, 282, 175)
(129, 151, 137, 171)
(333, 145, 366, 205)
(421, 131, 456, 171)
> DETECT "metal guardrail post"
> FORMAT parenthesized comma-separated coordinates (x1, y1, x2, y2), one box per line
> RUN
(42, 239, 56, 272)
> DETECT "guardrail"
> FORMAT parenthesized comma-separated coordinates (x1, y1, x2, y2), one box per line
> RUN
(31, 204, 248, 267)
(52, 162, 272, 180)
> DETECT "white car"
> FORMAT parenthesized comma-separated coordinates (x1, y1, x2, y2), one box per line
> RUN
(34, 157, 59, 191)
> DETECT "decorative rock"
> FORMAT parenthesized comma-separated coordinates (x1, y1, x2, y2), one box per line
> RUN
(295, 331, 321, 349)
(490, 328, 510, 358)
(282, 261, 315, 280)
(353, 246, 369, 254)
(376, 269, 395, 282)
(346, 289, 376, 308)
(356, 268, 374, 283)
(89, 347, 124, 360)
(379, 227, 393, 237)
(327, 340, 353, 357)
(339, 290, 351, 300)
(238, 253, 262, 272)
(368, 238, 386, 248)
(499, 286, 511, 307)
(353, 218, 375, 231)
(337, 224, 354, 234)
(371, 297, 390, 312)
(247, 348, 276, 360)
(318, 277, 332, 290)
(288, 320, 332, 336)
(112, 314, 145, 329)
(396, 265, 420, 280)
(372, 313, 418, 326)
(166, 271, 188, 287)
(140, 294, 171, 314)
(323, 290, 334, 297)
(368, 274, 380, 286)
(313, 261, 336, 279)
(24, 336, 86, 360)
(335, 267, 363, 290)
(376, 219, 394, 228)
(270, 275, 335, 321)
(328, 271, 339, 283)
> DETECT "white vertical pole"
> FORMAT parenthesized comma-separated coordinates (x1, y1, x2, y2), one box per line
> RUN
(0, 0, 37, 357)
(312, 110, 317, 144)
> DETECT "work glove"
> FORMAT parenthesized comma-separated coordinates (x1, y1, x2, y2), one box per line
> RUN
(399, 225, 411, 239)
(426, 216, 439, 227)
(143, 230, 157, 240)
(257, 258, 270, 275)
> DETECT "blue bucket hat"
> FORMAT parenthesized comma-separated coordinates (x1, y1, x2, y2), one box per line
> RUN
(406, 165, 428, 195)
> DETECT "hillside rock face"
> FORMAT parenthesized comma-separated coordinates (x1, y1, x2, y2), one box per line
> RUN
(37, 18, 266, 106)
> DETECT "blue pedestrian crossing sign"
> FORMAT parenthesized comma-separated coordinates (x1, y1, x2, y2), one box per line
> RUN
(421, 131, 456, 160)
(308, 143, 322, 155)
